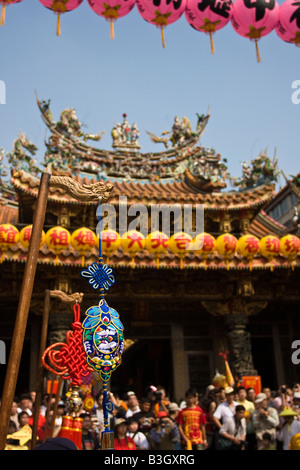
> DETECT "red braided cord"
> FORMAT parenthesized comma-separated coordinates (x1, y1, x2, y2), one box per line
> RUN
(42, 303, 90, 386)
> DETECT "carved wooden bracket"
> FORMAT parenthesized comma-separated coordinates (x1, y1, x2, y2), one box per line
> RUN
(49, 175, 113, 202)
(50, 290, 84, 304)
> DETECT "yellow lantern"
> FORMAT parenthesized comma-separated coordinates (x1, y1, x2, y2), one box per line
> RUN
(280, 234, 300, 270)
(0, 224, 19, 262)
(146, 231, 169, 268)
(121, 230, 145, 268)
(100, 229, 121, 263)
(237, 234, 260, 271)
(19, 225, 46, 250)
(259, 235, 280, 271)
(71, 227, 97, 267)
(192, 232, 216, 270)
(168, 232, 192, 269)
(45, 226, 71, 265)
(216, 233, 238, 270)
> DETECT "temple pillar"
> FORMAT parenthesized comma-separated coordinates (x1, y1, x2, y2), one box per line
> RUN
(202, 298, 267, 378)
(171, 323, 187, 402)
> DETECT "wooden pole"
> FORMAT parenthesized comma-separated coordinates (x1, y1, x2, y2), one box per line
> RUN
(0, 172, 51, 450)
(31, 289, 51, 449)
(49, 376, 63, 439)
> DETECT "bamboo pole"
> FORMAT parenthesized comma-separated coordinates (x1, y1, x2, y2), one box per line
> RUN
(0, 172, 51, 450)
(31, 289, 51, 449)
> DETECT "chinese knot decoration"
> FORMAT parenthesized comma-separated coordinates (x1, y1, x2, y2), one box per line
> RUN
(80, 199, 124, 449)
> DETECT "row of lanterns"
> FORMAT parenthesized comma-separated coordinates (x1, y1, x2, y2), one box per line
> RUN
(0, 1, 299, 61)
(0, 223, 299, 271)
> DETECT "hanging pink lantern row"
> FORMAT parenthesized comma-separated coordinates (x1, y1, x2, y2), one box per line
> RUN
(0, 1, 23, 26)
(275, 0, 300, 47)
(231, 0, 279, 62)
(38, 0, 84, 36)
(136, 0, 187, 48)
(88, 0, 136, 40)
(185, 0, 233, 54)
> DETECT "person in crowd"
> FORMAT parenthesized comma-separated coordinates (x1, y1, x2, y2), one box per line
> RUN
(126, 416, 149, 450)
(246, 387, 256, 403)
(37, 408, 61, 442)
(213, 387, 239, 430)
(153, 386, 170, 417)
(178, 388, 208, 450)
(292, 391, 300, 420)
(277, 407, 300, 450)
(252, 392, 279, 450)
(259, 432, 276, 450)
(17, 394, 33, 416)
(217, 404, 247, 450)
(262, 387, 277, 409)
(167, 402, 181, 450)
(114, 418, 136, 450)
(125, 392, 141, 419)
(10, 400, 20, 429)
(92, 390, 113, 433)
(8, 420, 17, 435)
(273, 385, 292, 412)
(133, 397, 156, 437)
(237, 386, 255, 416)
(81, 413, 100, 450)
(149, 411, 180, 450)
(111, 393, 127, 419)
(18, 411, 30, 429)
(215, 387, 226, 405)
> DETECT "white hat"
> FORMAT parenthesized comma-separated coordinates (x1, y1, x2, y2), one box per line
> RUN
(115, 418, 127, 427)
(294, 392, 300, 399)
(168, 402, 180, 411)
(254, 393, 267, 403)
(224, 387, 234, 395)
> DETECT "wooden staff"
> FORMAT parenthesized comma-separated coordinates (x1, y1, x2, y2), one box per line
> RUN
(31, 289, 51, 449)
(49, 376, 63, 439)
(0, 172, 51, 450)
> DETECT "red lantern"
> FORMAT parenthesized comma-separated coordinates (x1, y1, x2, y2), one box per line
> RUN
(231, 0, 279, 62)
(136, 0, 187, 48)
(38, 0, 84, 36)
(185, 0, 233, 54)
(87, 0, 136, 39)
(0, 224, 19, 262)
(0, 1, 23, 26)
(275, 0, 300, 47)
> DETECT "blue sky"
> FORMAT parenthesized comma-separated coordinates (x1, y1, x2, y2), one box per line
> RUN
(0, 0, 299, 189)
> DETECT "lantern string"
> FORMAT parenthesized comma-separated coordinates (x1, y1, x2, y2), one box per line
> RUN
(110, 19, 115, 40)
(209, 32, 215, 54)
(56, 13, 61, 37)
(0, 5, 5, 26)
(255, 39, 261, 63)
(161, 26, 165, 48)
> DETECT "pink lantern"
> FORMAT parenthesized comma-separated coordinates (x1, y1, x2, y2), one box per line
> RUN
(87, 0, 136, 39)
(0, 1, 23, 26)
(38, 1, 84, 36)
(275, 0, 300, 47)
(136, 0, 187, 48)
(231, 0, 279, 62)
(185, 0, 233, 53)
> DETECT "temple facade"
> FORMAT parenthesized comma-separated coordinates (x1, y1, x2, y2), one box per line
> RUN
(0, 97, 299, 401)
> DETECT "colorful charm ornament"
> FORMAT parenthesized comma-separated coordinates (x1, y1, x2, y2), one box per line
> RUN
(80, 200, 124, 449)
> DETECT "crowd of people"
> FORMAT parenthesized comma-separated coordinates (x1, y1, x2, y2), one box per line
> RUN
(6, 382, 300, 450)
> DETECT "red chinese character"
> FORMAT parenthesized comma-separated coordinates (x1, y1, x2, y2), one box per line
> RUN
(102, 232, 117, 249)
(223, 235, 236, 253)
(22, 227, 32, 242)
(203, 235, 215, 252)
(49, 229, 69, 247)
(0, 226, 17, 244)
(244, 236, 259, 254)
(75, 230, 95, 247)
(265, 237, 280, 253)
(149, 235, 168, 249)
(175, 235, 190, 250)
(128, 233, 144, 249)
(284, 238, 298, 254)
